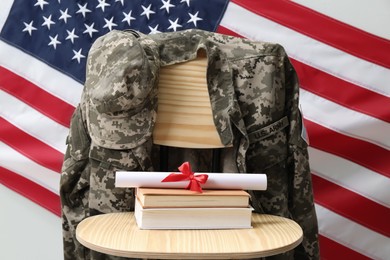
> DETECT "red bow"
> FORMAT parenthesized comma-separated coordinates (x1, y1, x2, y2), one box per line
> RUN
(161, 162, 208, 192)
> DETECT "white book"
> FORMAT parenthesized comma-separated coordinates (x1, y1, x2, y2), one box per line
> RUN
(134, 198, 253, 230)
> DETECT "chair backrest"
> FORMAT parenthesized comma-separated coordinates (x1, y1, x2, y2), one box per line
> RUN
(153, 50, 225, 149)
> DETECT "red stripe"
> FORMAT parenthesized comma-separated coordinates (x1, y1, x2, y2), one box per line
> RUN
(232, 0, 390, 69)
(0, 166, 61, 217)
(0, 117, 63, 173)
(291, 60, 390, 123)
(0, 66, 75, 128)
(217, 26, 242, 38)
(319, 235, 372, 260)
(305, 119, 390, 178)
(312, 175, 390, 237)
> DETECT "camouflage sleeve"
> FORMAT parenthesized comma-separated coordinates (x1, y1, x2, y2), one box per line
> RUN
(60, 104, 91, 260)
(61, 107, 142, 258)
(284, 56, 320, 259)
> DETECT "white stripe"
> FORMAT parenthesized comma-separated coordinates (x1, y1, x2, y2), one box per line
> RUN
(0, 90, 69, 153)
(309, 147, 390, 207)
(0, 41, 83, 107)
(0, 142, 60, 195)
(0, 0, 13, 32)
(292, 0, 390, 40)
(300, 89, 390, 150)
(221, 2, 390, 97)
(316, 204, 390, 260)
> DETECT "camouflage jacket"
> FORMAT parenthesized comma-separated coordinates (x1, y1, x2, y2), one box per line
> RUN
(60, 29, 319, 260)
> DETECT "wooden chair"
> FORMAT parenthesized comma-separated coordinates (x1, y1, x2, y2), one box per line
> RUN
(75, 50, 304, 259)
(153, 50, 227, 172)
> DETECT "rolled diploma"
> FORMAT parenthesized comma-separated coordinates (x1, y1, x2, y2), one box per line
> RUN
(115, 171, 267, 190)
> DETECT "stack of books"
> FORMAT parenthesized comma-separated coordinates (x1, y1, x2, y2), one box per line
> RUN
(134, 188, 253, 229)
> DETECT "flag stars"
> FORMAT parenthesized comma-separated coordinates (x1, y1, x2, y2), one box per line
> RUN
(34, 0, 48, 10)
(65, 28, 79, 44)
(22, 21, 37, 36)
(103, 17, 117, 31)
(83, 22, 98, 38)
(141, 4, 155, 20)
(115, 0, 125, 6)
(187, 11, 202, 27)
(96, 0, 110, 12)
(59, 9, 71, 24)
(42, 15, 55, 30)
(122, 10, 136, 26)
(72, 49, 85, 64)
(48, 34, 61, 49)
(160, 0, 175, 13)
(180, 0, 191, 7)
(77, 3, 91, 18)
(149, 24, 161, 34)
(168, 18, 182, 31)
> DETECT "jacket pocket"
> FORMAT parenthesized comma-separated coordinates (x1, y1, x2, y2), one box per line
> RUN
(88, 144, 141, 214)
(246, 116, 289, 171)
(245, 117, 290, 216)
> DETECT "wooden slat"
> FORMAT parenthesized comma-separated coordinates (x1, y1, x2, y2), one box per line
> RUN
(153, 54, 225, 148)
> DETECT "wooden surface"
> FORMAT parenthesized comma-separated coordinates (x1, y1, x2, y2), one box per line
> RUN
(153, 54, 225, 148)
(76, 212, 303, 259)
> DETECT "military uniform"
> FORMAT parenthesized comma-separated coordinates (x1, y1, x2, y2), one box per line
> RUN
(60, 29, 319, 259)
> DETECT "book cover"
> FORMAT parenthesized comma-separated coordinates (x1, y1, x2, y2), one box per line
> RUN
(134, 198, 253, 230)
(136, 188, 250, 208)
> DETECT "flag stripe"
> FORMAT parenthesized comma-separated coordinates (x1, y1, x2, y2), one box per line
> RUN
(218, 4, 390, 97)
(312, 174, 389, 237)
(0, 141, 61, 194)
(0, 1, 13, 32)
(0, 90, 69, 153)
(309, 148, 390, 207)
(0, 66, 74, 128)
(319, 235, 372, 260)
(315, 204, 390, 260)
(0, 117, 63, 173)
(232, 0, 390, 69)
(0, 166, 61, 217)
(291, 59, 390, 123)
(292, 0, 390, 40)
(300, 89, 390, 150)
(305, 119, 390, 178)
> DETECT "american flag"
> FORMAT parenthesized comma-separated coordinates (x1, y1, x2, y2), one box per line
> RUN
(0, 0, 389, 259)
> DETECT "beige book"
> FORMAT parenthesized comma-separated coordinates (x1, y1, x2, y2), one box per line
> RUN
(136, 188, 250, 208)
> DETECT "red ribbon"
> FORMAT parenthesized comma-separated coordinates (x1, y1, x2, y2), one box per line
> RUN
(161, 162, 208, 192)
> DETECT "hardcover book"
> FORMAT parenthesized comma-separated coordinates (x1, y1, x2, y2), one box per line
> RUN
(136, 188, 250, 208)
